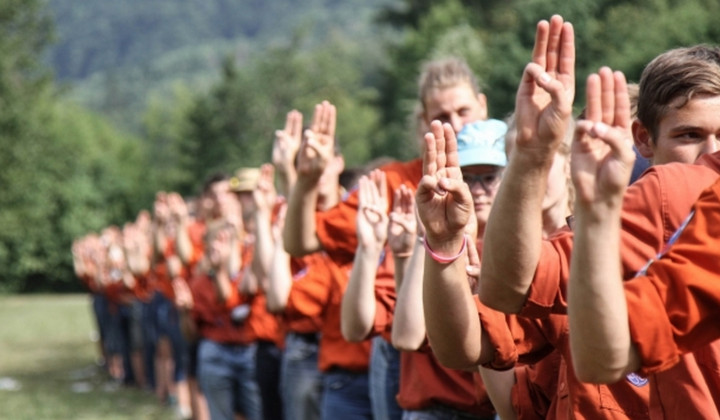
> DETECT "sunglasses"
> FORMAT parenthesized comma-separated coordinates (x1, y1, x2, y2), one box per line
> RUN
(462, 171, 503, 191)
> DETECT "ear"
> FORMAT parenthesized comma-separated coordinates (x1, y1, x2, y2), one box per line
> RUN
(632, 120, 654, 159)
(334, 154, 345, 173)
(476, 93, 488, 120)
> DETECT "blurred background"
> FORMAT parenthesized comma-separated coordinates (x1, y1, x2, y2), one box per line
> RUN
(3, 0, 720, 294)
(2, 0, 719, 418)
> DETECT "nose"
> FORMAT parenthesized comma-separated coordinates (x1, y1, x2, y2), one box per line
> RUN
(703, 136, 720, 154)
(450, 114, 464, 134)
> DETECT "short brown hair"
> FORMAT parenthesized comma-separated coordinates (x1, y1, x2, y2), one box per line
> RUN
(637, 45, 720, 140)
(418, 57, 481, 110)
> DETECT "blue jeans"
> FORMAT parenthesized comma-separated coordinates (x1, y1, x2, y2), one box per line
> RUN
(321, 369, 372, 420)
(281, 333, 323, 420)
(197, 339, 261, 420)
(370, 336, 403, 420)
(402, 406, 497, 420)
(256, 340, 283, 420)
(153, 292, 189, 382)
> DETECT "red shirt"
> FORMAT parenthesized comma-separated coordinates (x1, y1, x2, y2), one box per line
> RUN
(397, 347, 495, 417)
(625, 177, 720, 419)
(283, 252, 333, 334)
(315, 159, 423, 266)
(190, 273, 254, 345)
(514, 152, 720, 418)
(317, 261, 372, 372)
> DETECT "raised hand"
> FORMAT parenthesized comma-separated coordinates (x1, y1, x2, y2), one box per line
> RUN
(153, 191, 170, 224)
(515, 15, 575, 155)
(272, 110, 303, 176)
(572, 67, 635, 210)
(166, 192, 189, 224)
(253, 163, 277, 215)
(416, 121, 473, 247)
(388, 184, 417, 258)
(172, 277, 194, 311)
(356, 170, 389, 249)
(296, 101, 336, 181)
(208, 224, 234, 271)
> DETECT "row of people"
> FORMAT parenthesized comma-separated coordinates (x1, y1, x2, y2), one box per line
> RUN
(74, 12, 720, 420)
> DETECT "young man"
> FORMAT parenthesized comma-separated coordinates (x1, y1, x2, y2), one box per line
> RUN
(478, 16, 720, 418)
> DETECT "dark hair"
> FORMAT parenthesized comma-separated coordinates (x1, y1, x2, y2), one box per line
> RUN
(637, 45, 720, 140)
(201, 172, 230, 195)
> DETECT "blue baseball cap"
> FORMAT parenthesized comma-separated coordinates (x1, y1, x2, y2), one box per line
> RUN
(456, 119, 508, 168)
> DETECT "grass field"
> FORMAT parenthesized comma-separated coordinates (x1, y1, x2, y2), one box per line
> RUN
(0, 294, 175, 420)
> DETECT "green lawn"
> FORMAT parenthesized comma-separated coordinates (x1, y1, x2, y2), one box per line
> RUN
(0, 294, 175, 420)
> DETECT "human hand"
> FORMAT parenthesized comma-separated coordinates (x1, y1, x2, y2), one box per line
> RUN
(296, 101, 336, 182)
(416, 121, 473, 249)
(572, 67, 635, 210)
(388, 184, 417, 258)
(166, 192, 188, 223)
(172, 277, 194, 311)
(207, 224, 234, 271)
(356, 170, 389, 250)
(515, 15, 575, 157)
(153, 192, 170, 224)
(272, 110, 303, 175)
(253, 163, 277, 215)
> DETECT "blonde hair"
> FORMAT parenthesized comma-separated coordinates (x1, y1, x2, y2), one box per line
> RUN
(418, 57, 481, 110)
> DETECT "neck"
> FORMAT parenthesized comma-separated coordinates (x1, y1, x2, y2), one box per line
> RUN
(317, 187, 341, 212)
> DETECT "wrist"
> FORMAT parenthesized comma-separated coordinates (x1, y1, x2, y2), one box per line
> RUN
(422, 234, 468, 264)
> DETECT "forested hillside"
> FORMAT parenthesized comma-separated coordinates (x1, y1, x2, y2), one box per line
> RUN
(5, 0, 720, 292)
(47, 0, 400, 130)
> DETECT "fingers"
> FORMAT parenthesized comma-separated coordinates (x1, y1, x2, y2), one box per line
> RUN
(558, 21, 575, 81)
(432, 121, 447, 171)
(443, 123, 460, 170)
(531, 19, 550, 68)
(422, 130, 438, 177)
(310, 101, 336, 144)
(612, 71, 631, 129)
(584, 68, 631, 129)
(545, 15, 564, 73)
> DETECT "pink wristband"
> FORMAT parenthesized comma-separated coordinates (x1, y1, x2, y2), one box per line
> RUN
(422, 234, 468, 264)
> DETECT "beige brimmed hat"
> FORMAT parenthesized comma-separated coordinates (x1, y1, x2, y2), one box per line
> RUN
(229, 167, 260, 192)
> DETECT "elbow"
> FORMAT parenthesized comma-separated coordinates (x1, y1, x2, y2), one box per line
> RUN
(341, 321, 371, 343)
(478, 279, 526, 314)
(391, 332, 423, 352)
(266, 299, 286, 315)
(433, 349, 478, 370)
(574, 363, 627, 385)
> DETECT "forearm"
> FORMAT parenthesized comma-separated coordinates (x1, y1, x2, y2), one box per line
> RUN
(480, 152, 553, 313)
(479, 367, 517, 420)
(283, 177, 322, 256)
(212, 267, 234, 303)
(569, 205, 637, 383)
(266, 240, 292, 313)
(422, 235, 484, 369)
(341, 243, 382, 342)
(391, 243, 426, 351)
(252, 210, 274, 287)
(175, 219, 193, 265)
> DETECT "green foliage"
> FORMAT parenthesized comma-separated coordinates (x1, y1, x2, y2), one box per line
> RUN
(176, 34, 382, 193)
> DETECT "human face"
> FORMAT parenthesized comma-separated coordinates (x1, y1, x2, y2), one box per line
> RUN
(461, 165, 503, 229)
(637, 94, 720, 165)
(424, 83, 487, 133)
(208, 180, 235, 219)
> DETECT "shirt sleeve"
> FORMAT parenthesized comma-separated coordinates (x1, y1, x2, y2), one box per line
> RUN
(626, 179, 720, 376)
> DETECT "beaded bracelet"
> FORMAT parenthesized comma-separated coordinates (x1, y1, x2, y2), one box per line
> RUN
(422, 234, 468, 264)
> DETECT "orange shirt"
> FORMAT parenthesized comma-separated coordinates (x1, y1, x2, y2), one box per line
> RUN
(624, 177, 720, 419)
(315, 159, 423, 266)
(190, 273, 254, 345)
(153, 238, 176, 301)
(283, 252, 333, 334)
(397, 347, 495, 417)
(317, 261, 372, 372)
(247, 291, 285, 348)
(514, 152, 720, 418)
